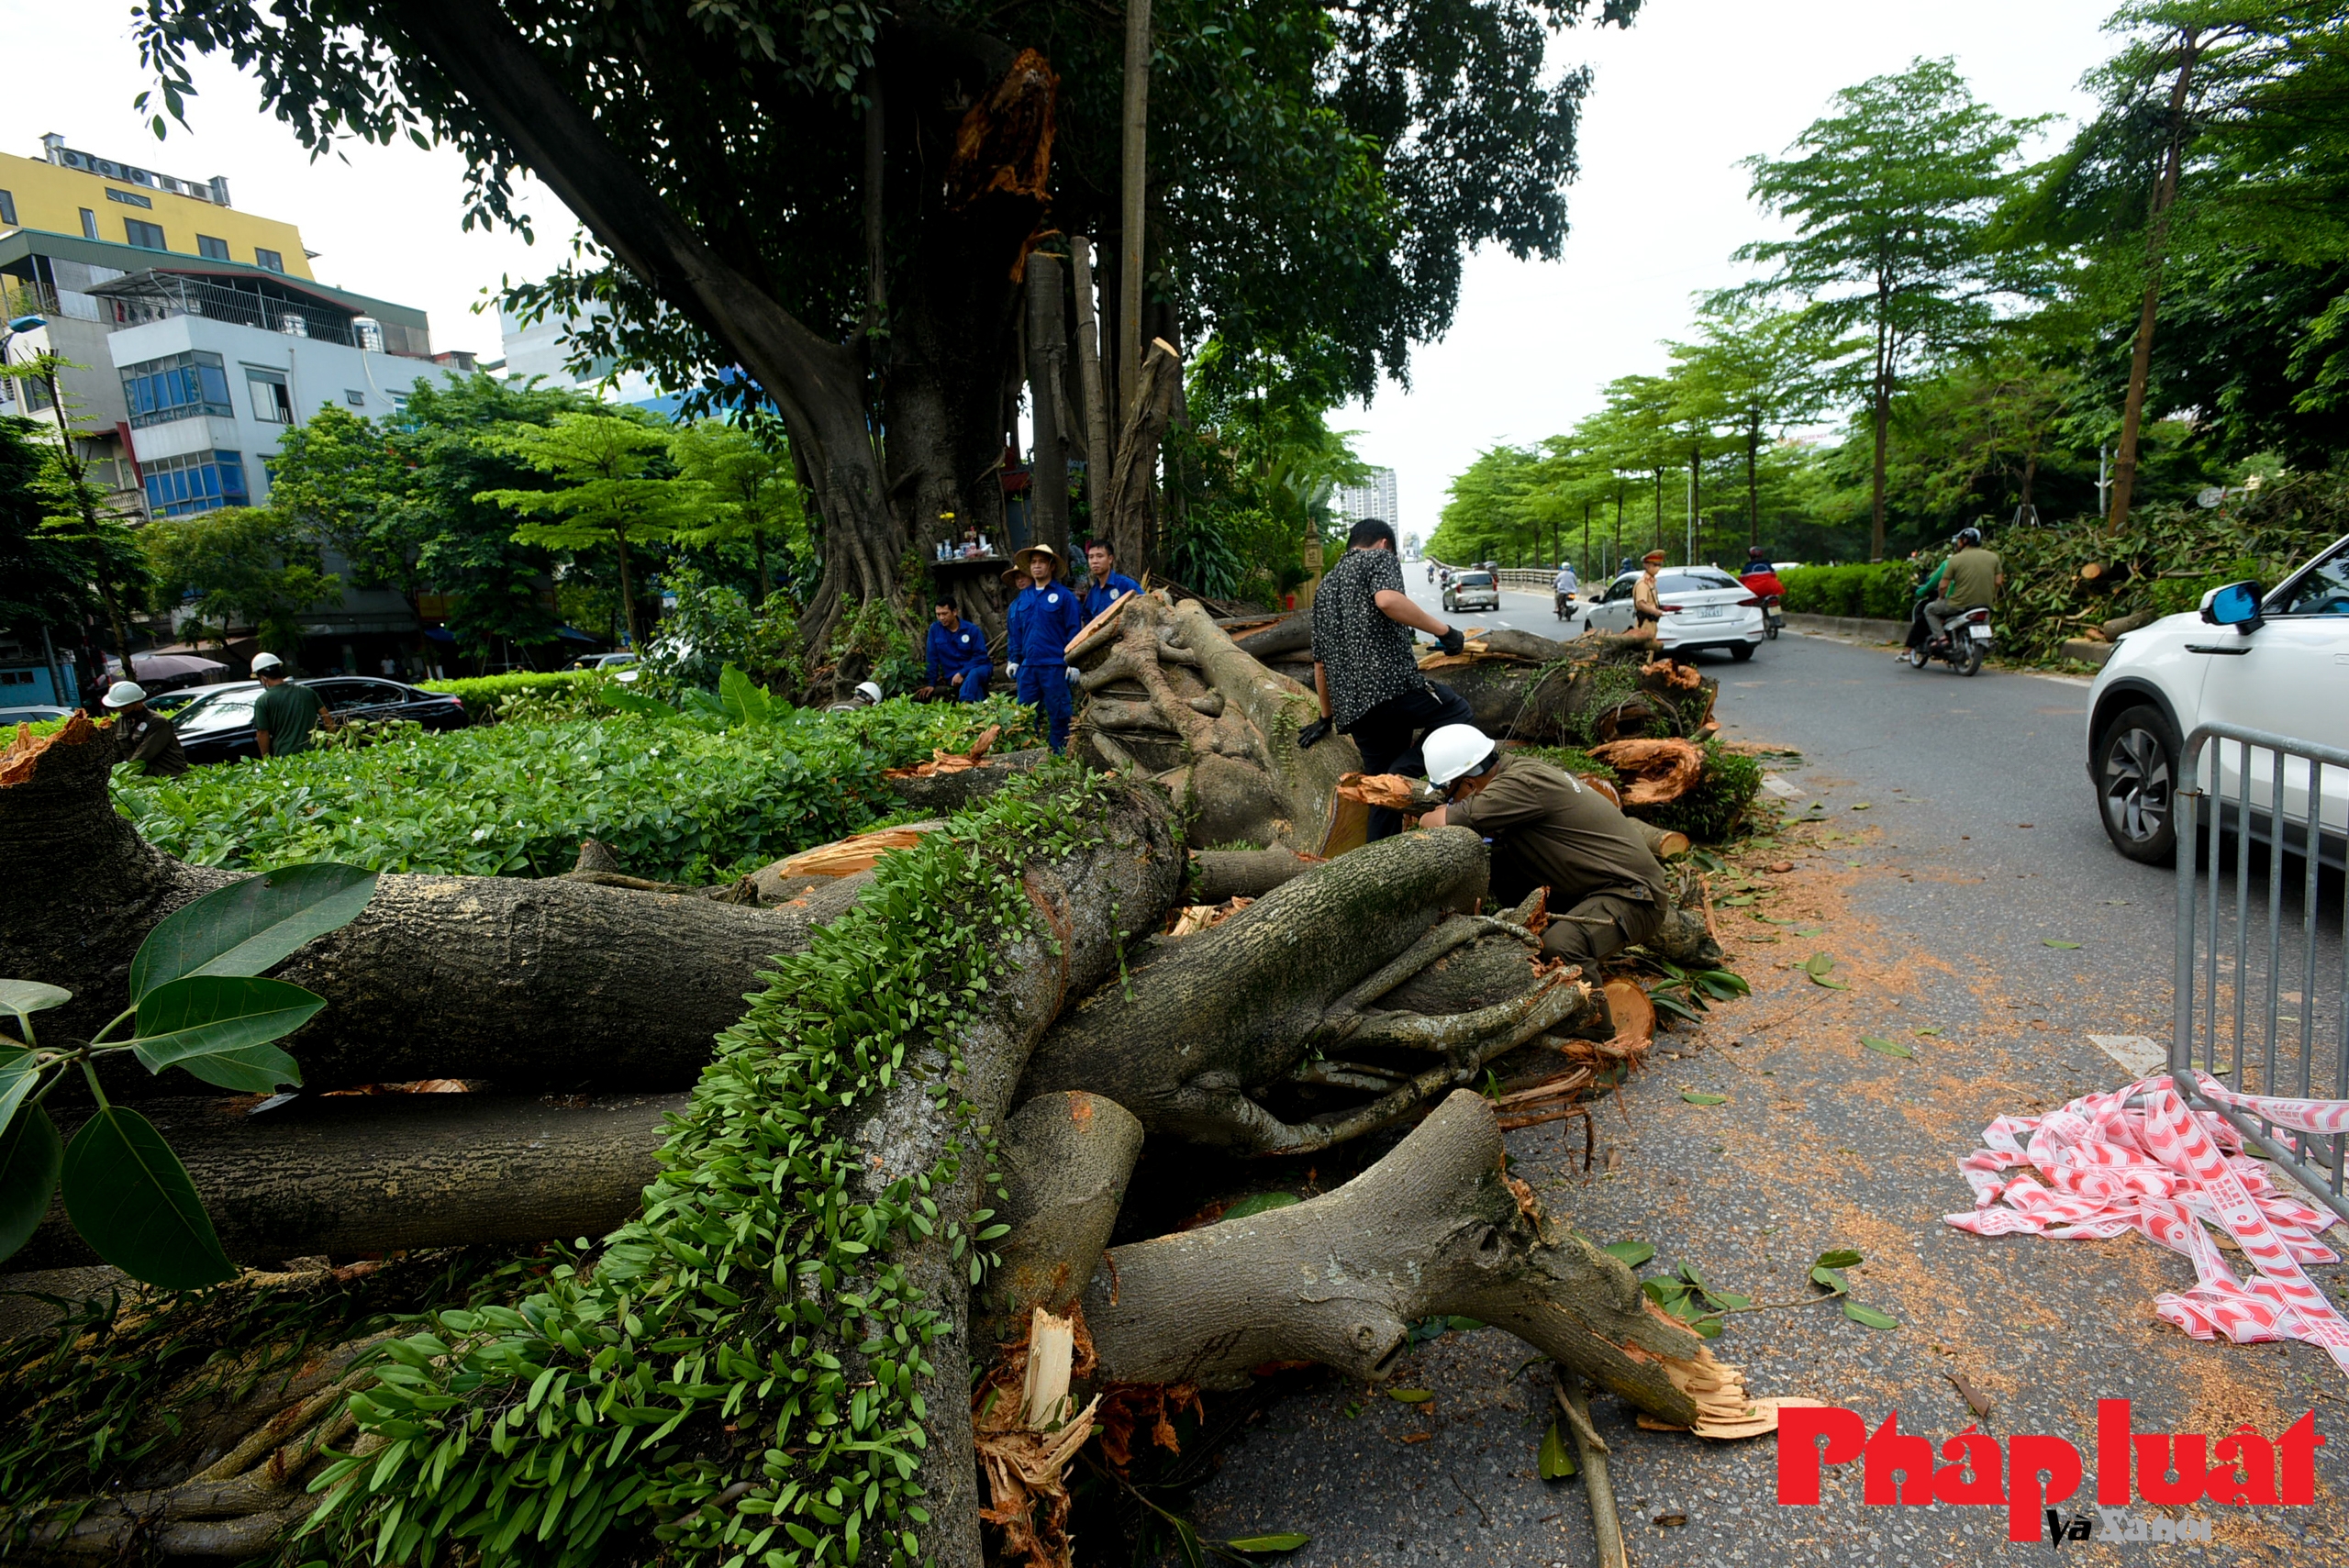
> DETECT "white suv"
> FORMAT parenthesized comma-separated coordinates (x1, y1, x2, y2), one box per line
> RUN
(2087, 533, 2349, 864)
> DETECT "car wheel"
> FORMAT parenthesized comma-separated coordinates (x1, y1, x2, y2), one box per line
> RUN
(1729, 642, 1754, 662)
(2097, 704, 2179, 865)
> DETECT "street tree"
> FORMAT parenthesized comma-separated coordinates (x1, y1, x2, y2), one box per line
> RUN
(140, 506, 339, 657)
(136, 0, 1640, 658)
(668, 420, 808, 607)
(475, 411, 684, 652)
(1671, 298, 1839, 550)
(1738, 57, 2042, 560)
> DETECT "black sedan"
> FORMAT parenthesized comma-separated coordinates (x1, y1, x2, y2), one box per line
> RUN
(165, 677, 470, 765)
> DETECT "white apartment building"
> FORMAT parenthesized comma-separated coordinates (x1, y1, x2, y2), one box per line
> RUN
(1334, 467, 1401, 530)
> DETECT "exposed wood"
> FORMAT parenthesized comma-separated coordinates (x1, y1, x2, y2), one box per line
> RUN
(1587, 737, 1705, 806)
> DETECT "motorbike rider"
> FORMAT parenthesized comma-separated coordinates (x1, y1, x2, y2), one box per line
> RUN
(1553, 560, 1579, 614)
(1922, 527, 2004, 649)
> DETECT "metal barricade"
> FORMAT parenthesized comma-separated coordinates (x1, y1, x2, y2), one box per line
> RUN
(2173, 722, 2349, 1225)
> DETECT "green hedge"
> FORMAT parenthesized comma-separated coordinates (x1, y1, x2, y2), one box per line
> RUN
(1776, 562, 1916, 620)
(112, 695, 1040, 884)
(417, 668, 612, 718)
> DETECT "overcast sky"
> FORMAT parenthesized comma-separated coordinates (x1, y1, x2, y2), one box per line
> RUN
(5, 1, 2121, 538)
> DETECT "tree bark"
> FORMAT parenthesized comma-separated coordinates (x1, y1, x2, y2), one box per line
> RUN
(1868, 295, 1892, 562)
(13, 1092, 682, 1273)
(1025, 251, 1071, 560)
(1101, 339, 1183, 576)
(974, 1091, 1145, 1352)
(2108, 28, 2201, 536)
(1072, 238, 1112, 504)
(1084, 1091, 1745, 1430)
(1119, 0, 1152, 417)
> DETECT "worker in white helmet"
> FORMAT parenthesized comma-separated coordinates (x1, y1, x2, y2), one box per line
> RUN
(826, 679, 887, 714)
(102, 680, 187, 777)
(1416, 723, 1668, 970)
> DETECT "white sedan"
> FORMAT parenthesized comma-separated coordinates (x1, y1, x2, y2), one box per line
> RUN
(1580, 567, 1766, 661)
(2087, 531, 2349, 865)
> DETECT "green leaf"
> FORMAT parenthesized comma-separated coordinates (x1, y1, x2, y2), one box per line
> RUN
(1173, 1518, 1208, 1568)
(0, 1106, 63, 1265)
(1688, 1314, 1725, 1339)
(1859, 1036, 1913, 1059)
(1814, 1248, 1863, 1269)
(1680, 1091, 1728, 1106)
(0, 1047, 40, 1137)
(1843, 1301, 1899, 1330)
(1598, 1240, 1654, 1268)
(129, 863, 378, 1002)
(1224, 1534, 1312, 1554)
(1537, 1420, 1579, 1480)
(1443, 1316, 1485, 1332)
(1709, 1289, 1753, 1310)
(0, 980, 72, 1029)
(165, 1040, 306, 1094)
(718, 663, 774, 727)
(1802, 952, 1848, 989)
(1220, 1192, 1301, 1221)
(1809, 1265, 1851, 1296)
(130, 976, 323, 1084)
(1385, 1387, 1434, 1403)
(2043, 940, 2082, 949)
(61, 1106, 235, 1288)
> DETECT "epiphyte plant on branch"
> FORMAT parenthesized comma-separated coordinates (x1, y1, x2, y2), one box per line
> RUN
(0, 864, 377, 1288)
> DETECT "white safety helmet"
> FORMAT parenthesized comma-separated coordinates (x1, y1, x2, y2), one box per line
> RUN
(855, 680, 885, 705)
(1422, 724, 1497, 787)
(102, 680, 147, 708)
(250, 651, 285, 673)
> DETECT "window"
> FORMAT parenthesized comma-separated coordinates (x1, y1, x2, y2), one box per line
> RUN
(142, 450, 249, 517)
(343, 389, 366, 407)
(105, 187, 154, 209)
(2278, 542, 2349, 618)
(254, 248, 284, 273)
(80, 208, 98, 239)
(119, 350, 234, 428)
(247, 368, 293, 424)
(175, 689, 259, 732)
(196, 235, 229, 261)
(123, 217, 166, 250)
(0, 191, 15, 226)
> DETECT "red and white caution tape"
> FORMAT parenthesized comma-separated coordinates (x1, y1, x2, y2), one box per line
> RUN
(1947, 1073, 2349, 1376)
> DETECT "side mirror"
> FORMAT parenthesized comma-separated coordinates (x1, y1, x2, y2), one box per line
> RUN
(2200, 581, 2266, 632)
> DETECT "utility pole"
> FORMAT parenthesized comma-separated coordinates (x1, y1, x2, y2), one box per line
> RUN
(2109, 27, 2201, 535)
(1119, 0, 1152, 418)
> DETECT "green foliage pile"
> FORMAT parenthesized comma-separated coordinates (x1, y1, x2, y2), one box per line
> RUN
(1777, 562, 1915, 621)
(418, 669, 612, 720)
(112, 696, 1040, 884)
(1981, 471, 2348, 664)
(635, 566, 806, 703)
(312, 770, 1110, 1568)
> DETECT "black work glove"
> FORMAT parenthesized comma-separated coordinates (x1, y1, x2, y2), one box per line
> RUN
(1435, 626, 1467, 657)
(1297, 715, 1332, 751)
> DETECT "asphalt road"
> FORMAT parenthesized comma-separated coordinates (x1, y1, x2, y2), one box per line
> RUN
(1160, 618, 2349, 1566)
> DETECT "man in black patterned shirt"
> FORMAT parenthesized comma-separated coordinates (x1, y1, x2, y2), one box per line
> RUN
(1308, 517, 1471, 840)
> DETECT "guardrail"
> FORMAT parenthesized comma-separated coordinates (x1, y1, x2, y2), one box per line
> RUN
(1428, 565, 1562, 593)
(2173, 721, 2349, 1223)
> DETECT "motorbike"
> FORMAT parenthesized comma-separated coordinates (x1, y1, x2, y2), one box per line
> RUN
(1761, 593, 1784, 639)
(1905, 600, 1992, 676)
(1554, 589, 1578, 621)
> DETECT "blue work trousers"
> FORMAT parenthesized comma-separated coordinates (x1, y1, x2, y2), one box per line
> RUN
(1017, 662, 1074, 753)
(943, 663, 993, 702)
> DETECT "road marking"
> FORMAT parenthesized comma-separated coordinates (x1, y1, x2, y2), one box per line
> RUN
(2088, 1033, 2165, 1078)
(1759, 774, 1804, 799)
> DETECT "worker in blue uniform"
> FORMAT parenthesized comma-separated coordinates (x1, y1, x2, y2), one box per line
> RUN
(917, 597, 993, 702)
(1005, 542, 1084, 752)
(1082, 539, 1141, 623)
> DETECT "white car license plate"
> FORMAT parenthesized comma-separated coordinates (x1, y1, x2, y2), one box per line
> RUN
(1969, 624, 1994, 641)
(1688, 606, 1723, 619)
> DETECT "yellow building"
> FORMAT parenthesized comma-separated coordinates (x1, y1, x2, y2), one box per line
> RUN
(0, 133, 314, 279)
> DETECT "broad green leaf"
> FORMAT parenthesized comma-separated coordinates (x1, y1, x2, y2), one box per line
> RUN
(1815, 1248, 1863, 1269)
(129, 864, 378, 1002)
(1678, 1262, 1709, 1290)
(1385, 1387, 1434, 1403)
(61, 1106, 235, 1288)
(1860, 1036, 1913, 1058)
(1843, 1301, 1899, 1330)
(1225, 1534, 1311, 1554)
(1443, 1316, 1485, 1332)
(130, 976, 325, 1077)
(1794, 925, 1825, 938)
(1689, 1314, 1724, 1339)
(1642, 1278, 1688, 1306)
(1220, 1191, 1301, 1221)
(1809, 1264, 1851, 1296)
(1173, 1518, 1208, 1568)
(1599, 1240, 1654, 1268)
(1803, 951, 1848, 989)
(1709, 1289, 1753, 1310)
(718, 663, 773, 727)
(2043, 940, 2082, 949)
(0, 980, 72, 1029)
(602, 684, 677, 719)
(1680, 1091, 1728, 1106)
(166, 1040, 304, 1095)
(1537, 1421, 1579, 1480)
(0, 1106, 63, 1264)
(0, 1048, 40, 1137)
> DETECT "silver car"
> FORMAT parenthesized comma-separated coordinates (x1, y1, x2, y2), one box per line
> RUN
(1442, 570, 1500, 613)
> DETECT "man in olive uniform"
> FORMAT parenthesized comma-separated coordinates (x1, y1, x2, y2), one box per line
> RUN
(101, 681, 187, 777)
(1630, 550, 1666, 638)
(1923, 526, 2004, 649)
(1416, 723, 1668, 969)
(250, 652, 324, 758)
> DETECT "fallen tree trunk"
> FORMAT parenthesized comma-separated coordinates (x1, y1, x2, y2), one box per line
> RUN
(10, 1092, 682, 1273)
(1084, 1091, 1747, 1429)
